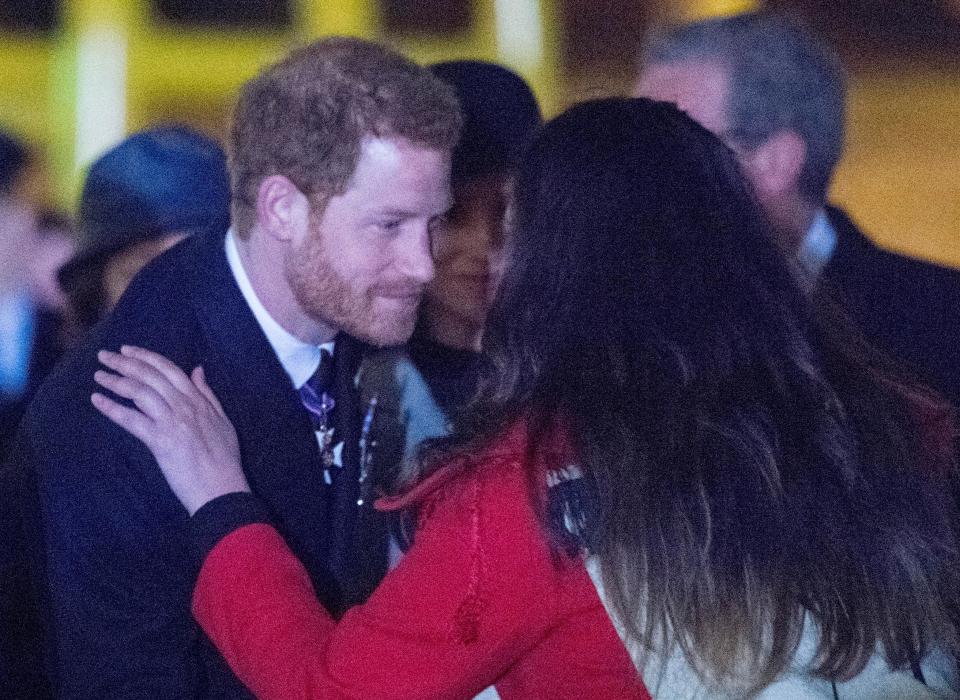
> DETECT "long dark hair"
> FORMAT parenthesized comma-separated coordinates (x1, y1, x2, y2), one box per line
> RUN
(419, 98, 960, 691)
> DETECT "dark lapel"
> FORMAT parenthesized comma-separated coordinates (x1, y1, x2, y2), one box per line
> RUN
(26, 310, 65, 396)
(179, 228, 339, 600)
(822, 206, 878, 289)
(822, 205, 960, 407)
(326, 334, 388, 607)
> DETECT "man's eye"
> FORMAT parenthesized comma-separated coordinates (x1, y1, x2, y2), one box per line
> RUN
(379, 219, 402, 232)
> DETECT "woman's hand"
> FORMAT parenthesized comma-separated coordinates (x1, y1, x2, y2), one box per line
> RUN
(91, 345, 250, 516)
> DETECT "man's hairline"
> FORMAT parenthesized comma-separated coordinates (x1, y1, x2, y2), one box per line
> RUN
(641, 53, 741, 143)
(234, 131, 453, 239)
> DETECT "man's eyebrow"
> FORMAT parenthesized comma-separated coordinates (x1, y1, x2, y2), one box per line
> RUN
(368, 204, 453, 218)
(364, 208, 413, 220)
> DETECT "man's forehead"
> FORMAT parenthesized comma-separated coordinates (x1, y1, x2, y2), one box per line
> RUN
(335, 134, 443, 182)
(357, 134, 450, 164)
(634, 58, 732, 137)
(359, 135, 406, 165)
(331, 135, 452, 213)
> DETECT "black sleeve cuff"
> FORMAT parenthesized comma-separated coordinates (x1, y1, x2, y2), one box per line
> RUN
(189, 492, 272, 569)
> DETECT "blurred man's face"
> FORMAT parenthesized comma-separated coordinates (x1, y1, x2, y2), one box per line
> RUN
(285, 136, 450, 347)
(636, 59, 777, 216)
(637, 57, 810, 251)
(635, 58, 733, 137)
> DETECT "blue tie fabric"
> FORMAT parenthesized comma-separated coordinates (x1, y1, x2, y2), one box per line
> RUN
(299, 349, 335, 419)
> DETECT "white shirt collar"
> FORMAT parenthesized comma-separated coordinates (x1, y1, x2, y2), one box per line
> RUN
(224, 228, 333, 388)
(797, 208, 837, 280)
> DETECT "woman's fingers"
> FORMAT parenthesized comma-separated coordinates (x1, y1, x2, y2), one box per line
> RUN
(94, 367, 171, 420)
(120, 346, 197, 395)
(92, 350, 248, 517)
(90, 392, 156, 447)
(192, 367, 227, 418)
(98, 349, 197, 412)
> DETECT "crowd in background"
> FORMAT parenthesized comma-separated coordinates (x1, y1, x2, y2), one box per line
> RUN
(0, 9, 959, 700)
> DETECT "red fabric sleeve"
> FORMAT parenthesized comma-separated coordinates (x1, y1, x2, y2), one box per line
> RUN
(192, 459, 635, 699)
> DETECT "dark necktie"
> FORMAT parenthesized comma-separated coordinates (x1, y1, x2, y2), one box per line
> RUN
(299, 348, 338, 484)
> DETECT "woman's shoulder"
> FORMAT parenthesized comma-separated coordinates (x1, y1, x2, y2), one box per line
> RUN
(375, 420, 535, 513)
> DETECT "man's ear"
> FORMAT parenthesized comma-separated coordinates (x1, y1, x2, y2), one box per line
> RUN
(255, 175, 311, 243)
(742, 129, 807, 198)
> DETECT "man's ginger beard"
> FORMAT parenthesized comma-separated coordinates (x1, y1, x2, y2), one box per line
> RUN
(285, 221, 422, 348)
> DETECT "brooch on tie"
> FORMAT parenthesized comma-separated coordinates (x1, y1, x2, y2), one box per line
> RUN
(300, 384, 340, 484)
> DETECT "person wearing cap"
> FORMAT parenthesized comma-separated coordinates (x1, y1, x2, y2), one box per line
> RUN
(59, 125, 230, 332)
(363, 61, 542, 489)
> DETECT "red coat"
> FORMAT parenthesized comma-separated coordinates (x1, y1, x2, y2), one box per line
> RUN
(192, 427, 651, 699)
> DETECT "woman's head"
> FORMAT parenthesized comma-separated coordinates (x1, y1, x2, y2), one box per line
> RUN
(424, 61, 541, 350)
(489, 97, 811, 406)
(453, 98, 959, 690)
(59, 125, 230, 329)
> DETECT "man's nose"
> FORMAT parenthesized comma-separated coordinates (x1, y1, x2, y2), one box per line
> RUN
(399, 226, 435, 284)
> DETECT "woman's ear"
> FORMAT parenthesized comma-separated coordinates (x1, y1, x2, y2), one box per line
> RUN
(255, 175, 312, 244)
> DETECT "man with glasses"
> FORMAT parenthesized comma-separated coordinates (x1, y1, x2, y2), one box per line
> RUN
(636, 11, 960, 408)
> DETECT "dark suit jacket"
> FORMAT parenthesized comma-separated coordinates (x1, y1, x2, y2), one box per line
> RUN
(3, 226, 388, 699)
(823, 206, 960, 408)
(0, 308, 64, 699)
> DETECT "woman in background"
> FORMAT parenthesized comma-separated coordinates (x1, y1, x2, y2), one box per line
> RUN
(363, 60, 542, 477)
(93, 98, 959, 699)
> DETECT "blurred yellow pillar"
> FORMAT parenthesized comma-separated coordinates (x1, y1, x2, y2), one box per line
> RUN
(390, 0, 563, 115)
(0, 0, 563, 209)
(39, 0, 147, 208)
(490, 0, 562, 115)
(55, 0, 139, 178)
(671, 0, 759, 21)
(300, 0, 379, 37)
(302, 0, 562, 115)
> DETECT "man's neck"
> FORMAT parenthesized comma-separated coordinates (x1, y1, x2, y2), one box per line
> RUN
(233, 231, 335, 346)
